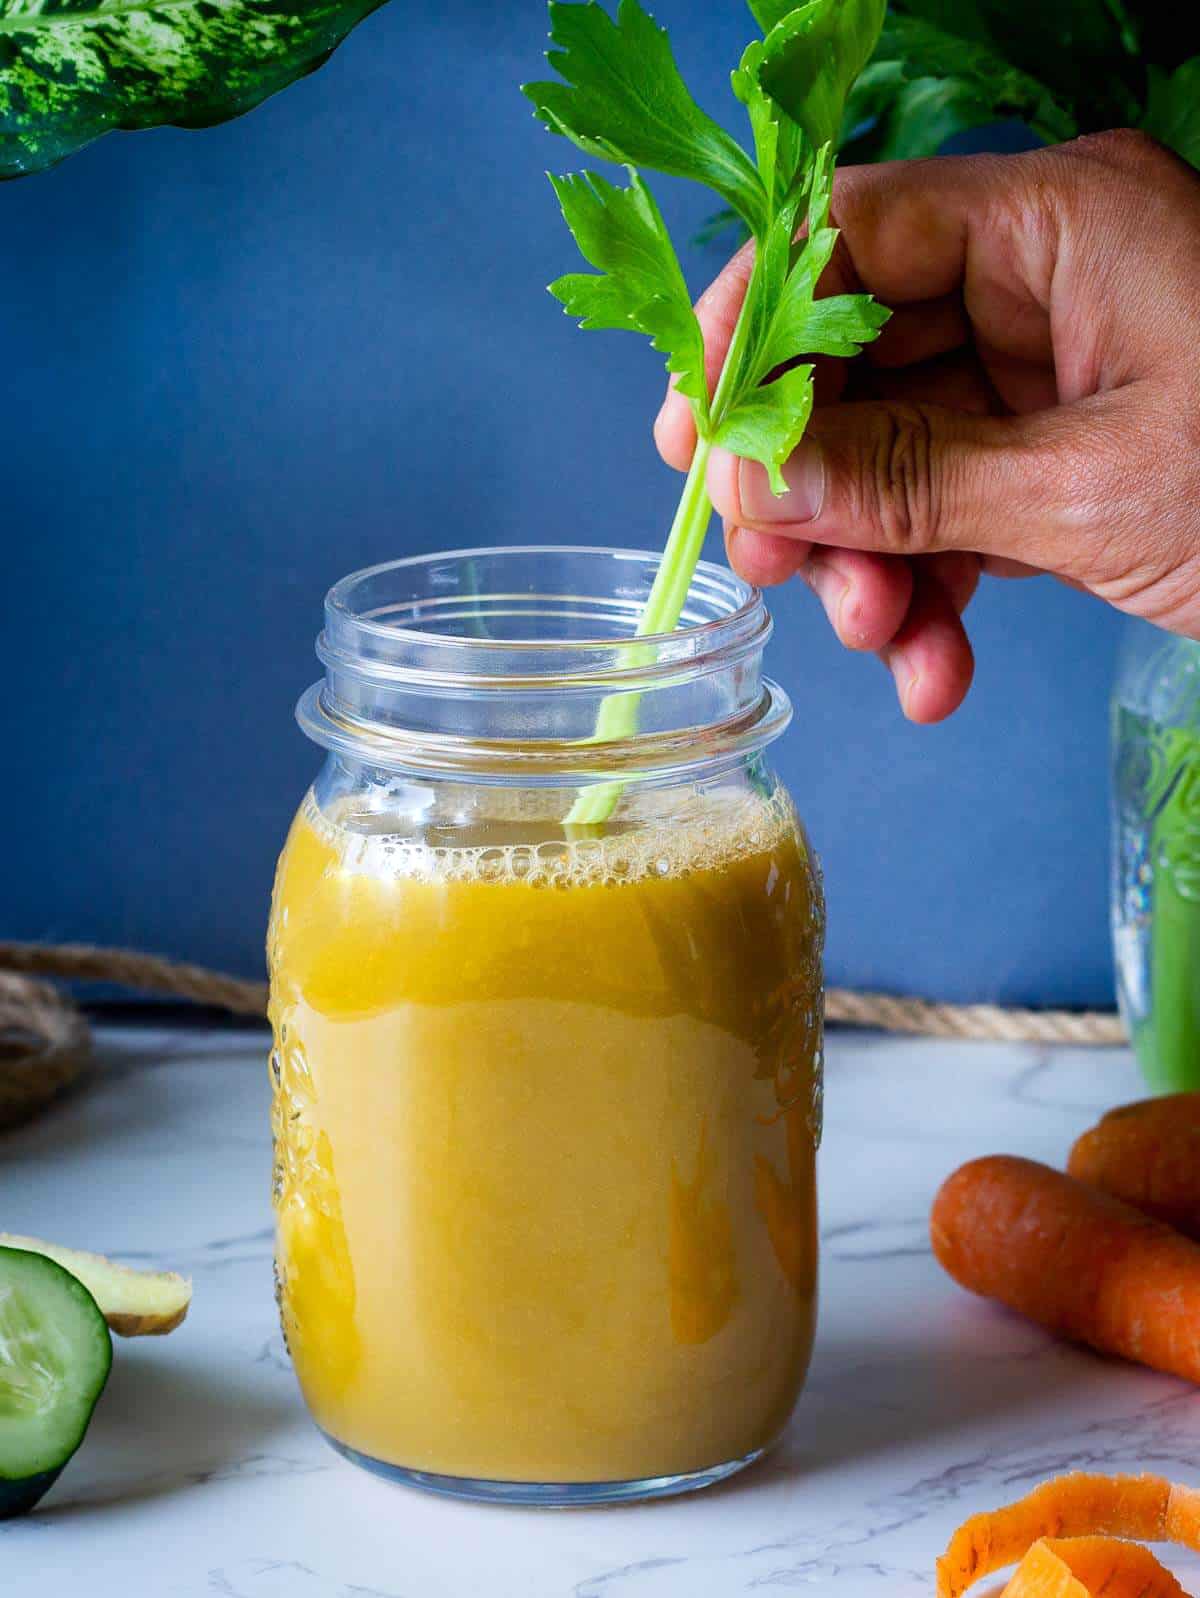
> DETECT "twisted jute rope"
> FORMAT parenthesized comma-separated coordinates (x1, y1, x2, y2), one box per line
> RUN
(0, 940, 1126, 1130)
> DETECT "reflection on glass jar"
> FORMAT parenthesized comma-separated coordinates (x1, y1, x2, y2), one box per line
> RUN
(1112, 619, 1200, 1092)
(268, 548, 823, 1504)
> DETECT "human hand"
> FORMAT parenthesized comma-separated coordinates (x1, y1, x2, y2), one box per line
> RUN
(655, 132, 1200, 721)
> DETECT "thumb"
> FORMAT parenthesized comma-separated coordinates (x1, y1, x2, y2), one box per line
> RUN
(706, 398, 1119, 577)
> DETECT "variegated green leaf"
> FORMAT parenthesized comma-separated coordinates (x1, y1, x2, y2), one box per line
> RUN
(0, 0, 388, 179)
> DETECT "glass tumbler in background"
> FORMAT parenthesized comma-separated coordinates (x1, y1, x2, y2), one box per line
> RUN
(266, 547, 825, 1504)
(1112, 617, 1200, 1092)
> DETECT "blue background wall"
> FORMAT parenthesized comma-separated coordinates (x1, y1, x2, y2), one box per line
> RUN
(2, 1, 1122, 1006)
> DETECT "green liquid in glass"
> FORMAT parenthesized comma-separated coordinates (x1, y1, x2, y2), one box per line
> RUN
(1114, 707, 1200, 1092)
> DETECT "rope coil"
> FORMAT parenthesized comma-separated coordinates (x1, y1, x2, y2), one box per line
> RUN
(823, 988, 1126, 1046)
(0, 968, 92, 1131)
(0, 941, 1126, 1130)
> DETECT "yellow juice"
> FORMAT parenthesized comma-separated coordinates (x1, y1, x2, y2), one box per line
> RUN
(268, 786, 823, 1484)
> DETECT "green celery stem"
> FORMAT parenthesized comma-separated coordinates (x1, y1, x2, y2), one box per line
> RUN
(564, 271, 760, 830)
(564, 436, 713, 828)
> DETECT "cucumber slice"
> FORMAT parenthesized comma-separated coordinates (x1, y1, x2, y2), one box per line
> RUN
(0, 1246, 112, 1517)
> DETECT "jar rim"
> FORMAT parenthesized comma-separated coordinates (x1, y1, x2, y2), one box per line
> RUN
(324, 544, 762, 657)
(301, 545, 790, 783)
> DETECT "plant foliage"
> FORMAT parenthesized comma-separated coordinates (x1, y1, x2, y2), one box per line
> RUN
(525, 0, 891, 822)
(844, 1, 1200, 168)
(0, 1, 388, 178)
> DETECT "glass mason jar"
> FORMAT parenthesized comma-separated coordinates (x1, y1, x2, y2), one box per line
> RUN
(268, 546, 825, 1505)
(1112, 617, 1200, 1092)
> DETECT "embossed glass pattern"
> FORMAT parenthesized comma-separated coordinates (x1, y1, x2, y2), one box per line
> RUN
(267, 548, 824, 1504)
(1112, 620, 1200, 1091)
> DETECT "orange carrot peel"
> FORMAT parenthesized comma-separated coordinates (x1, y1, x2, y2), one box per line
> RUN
(999, 1537, 1187, 1598)
(937, 1473, 1200, 1598)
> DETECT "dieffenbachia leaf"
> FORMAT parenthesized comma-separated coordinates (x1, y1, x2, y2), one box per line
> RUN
(756, 0, 888, 152)
(548, 169, 709, 420)
(1142, 58, 1200, 170)
(523, 0, 768, 234)
(0, 0, 388, 179)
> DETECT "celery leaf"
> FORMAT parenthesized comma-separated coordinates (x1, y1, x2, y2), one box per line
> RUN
(747, 0, 803, 28)
(757, 0, 889, 151)
(524, 0, 768, 234)
(732, 35, 805, 202)
(536, 0, 891, 824)
(714, 364, 815, 494)
(749, 147, 889, 382)
(548, 170, 709, 420)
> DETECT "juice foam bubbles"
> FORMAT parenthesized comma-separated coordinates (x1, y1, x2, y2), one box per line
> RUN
(269, 784, 824, 1484)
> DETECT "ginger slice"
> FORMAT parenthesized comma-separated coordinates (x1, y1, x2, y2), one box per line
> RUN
(1002, 1538, 1188, 1598)
(938, 1475, 1200, 1598)
(0, 1233, 191, 1336)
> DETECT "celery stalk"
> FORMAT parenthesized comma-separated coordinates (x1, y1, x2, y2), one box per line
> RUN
(528, 0, 892, 830)
(565, 282, 760, 829)
(563, 436, 713, 827)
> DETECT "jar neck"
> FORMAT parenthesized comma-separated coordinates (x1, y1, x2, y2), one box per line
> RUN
(297, 547, 791, 785)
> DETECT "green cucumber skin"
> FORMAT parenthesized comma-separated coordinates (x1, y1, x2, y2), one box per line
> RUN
(0, 1247, 112, 1518)
(0, 1466, 65, 1520)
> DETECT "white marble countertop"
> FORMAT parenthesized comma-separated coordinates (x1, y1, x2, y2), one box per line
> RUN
(4, 1024, 1199, 1596)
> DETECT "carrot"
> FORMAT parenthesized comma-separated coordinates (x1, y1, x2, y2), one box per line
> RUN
(937, 1472, 1200, 1598)
(1068, 1094, 1200, 1240)
(1003, 1537, 1188, 1598)
(930, 1155, 1200, 1383)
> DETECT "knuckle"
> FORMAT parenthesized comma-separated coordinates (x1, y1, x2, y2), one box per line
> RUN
(1180, 392, 1200, 455)
(1064, 411, 1200, 629)
(1071, 126, 1175, 176)
(857, 404, 943, 554)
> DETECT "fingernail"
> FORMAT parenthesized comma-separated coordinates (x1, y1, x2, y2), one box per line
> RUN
(883, 646, 920, 717)
(804, 559, 849, 636)
(739, 439, 826, 524)
(706, 446, 740, 520)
